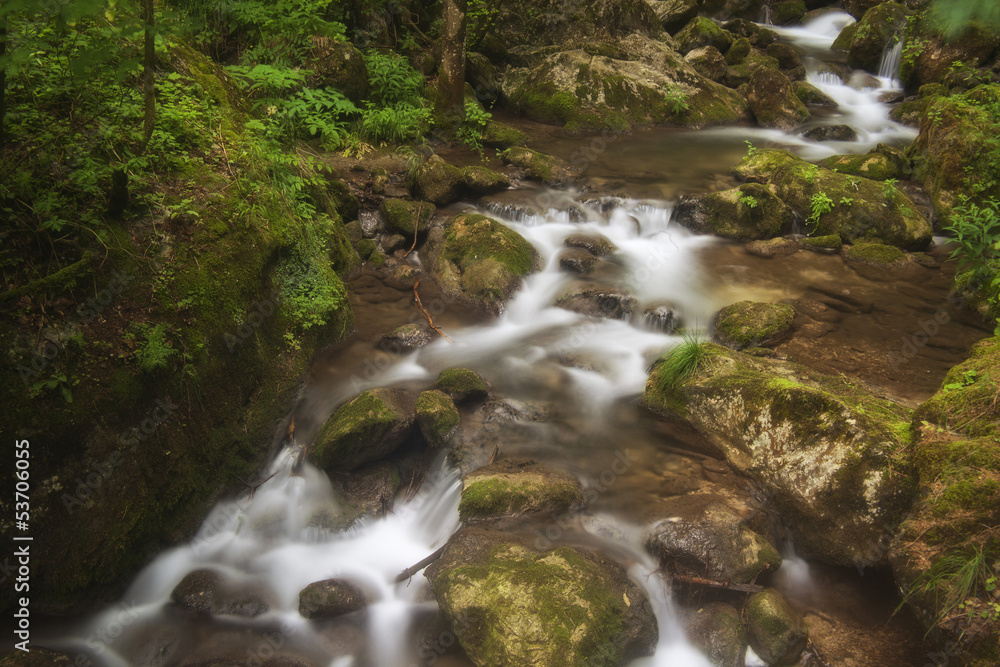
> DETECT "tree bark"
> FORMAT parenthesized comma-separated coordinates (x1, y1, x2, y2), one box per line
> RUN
(141, 0, 155, 148)
(437, 0, 467, 133)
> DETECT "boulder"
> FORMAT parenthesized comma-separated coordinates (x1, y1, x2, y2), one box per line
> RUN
(672, 183, 793, 240)
(378, 323, 433, 352)
(311, 388, 415, 471)
(746, 237, 799, 258)
(900, 17, 1000, 93)
(500, 35, 747, 131)
(800, 234, 842, 252)
(500, 146, 569, 183)
(847, 2, 908, 72)
(556, 286, 637, 320)
(565, 234, 617, 256)
(746, 68, 811, 130)
(735, 148, 932, 249)
(772, 0, 807, 25)
(411, 155, 465, 205)
(675, 17, 736, 55)
(724, 37, 752, 66)
(426, 529, 658, 666)
(170, 569, 270, 618)
(712, 300, 795, 349)
(803, 124, 858, 142)
(424, 213, 542, 315)
(842, 0, 882, 19)
(298, 579, 367, 619)
(843, 241, 909, 270)
(723, 51, 782, 88)
(766, 42, 803, 71)
(490, 0, 663, 50)
(305, 40, 369, 103)
(559, 248, 600, 273)
(642, 304, 680, 333)
(482, 120, 528, 149)
(747, 589, 808, 665)
(380, 198, 434, 237)
(642, 343, 917, 566)
(466, 52, 501, 105)
(415, 389, 461, 447)
(459, 460, 583, 521)
(648, 0, 700, 34)
(686, 46, 728, 82)
(793, 81, 838, 108)
(819, 143, 910, 180)
(723, 0, 766, 21)
(683, 603, 747, 667)
(435, 367, 490, 403)
(462, 166, 511, 195)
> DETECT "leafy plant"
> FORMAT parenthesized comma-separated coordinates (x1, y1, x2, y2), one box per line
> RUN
(882, 177, 899, 200)
(803, 163, 820, 184)
(364, 51, 424, 106)
(840, 196, 854, 207)
(738, 193, 760, 218)
(744, 140, 757, 157)
(808, 192, 834, 229)
(359, 103, 432, 143)
(135, 324, 178, 373)
(654, 331, 708, 392)
(457, 100, 492, 150)
(663, 85, 690, 116)
(944, 197, 1000, 291)
(945, 369, 980, 392)
(31, 372, 74, 404)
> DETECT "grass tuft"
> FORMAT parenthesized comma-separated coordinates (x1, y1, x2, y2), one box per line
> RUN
(654, 331, 708, 393)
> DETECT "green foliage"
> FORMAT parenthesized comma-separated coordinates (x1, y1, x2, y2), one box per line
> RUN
(364, 51, 424, 106)
(882, 177, 899, 201)
(663, 85, 690, 116)
(930, 0, 1000, 37)
(357, 51, 429, 144)
(30, 372, 74, 404)
(897, 544, 999, 630)
(457, 100, 492, 150)
(467, 0, 501, 51)
(944, 198, 1000, 292)
(803, 163, 820, 184)
(808, 192, 834, 229)
(839, 196, 854, 207)
(654, 331, 708, 392)
(135, 324, 179, 373)
(738, 194, 760, 218)
(744, 140, 757, 157)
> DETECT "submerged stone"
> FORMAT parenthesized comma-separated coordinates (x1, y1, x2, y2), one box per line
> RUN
(378, 323, 433, 352)
(747, 589, 808, 665)
(556, 286, 637, 320)
(298, 579, 367, 619)
(170, 569, 270, 618)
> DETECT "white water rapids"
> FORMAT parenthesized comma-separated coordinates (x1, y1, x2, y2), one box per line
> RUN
(50, 9, 918, 666)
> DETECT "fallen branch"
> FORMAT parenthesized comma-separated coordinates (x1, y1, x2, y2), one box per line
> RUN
(406, 202, 424, 256)
(670, 573, 765, 594)
(414, 278, 453, 342)
(395, 545, 446, 583)
(233, 470, 279, 500)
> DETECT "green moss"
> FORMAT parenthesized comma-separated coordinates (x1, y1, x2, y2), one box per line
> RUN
(443, 214, 538, 276)
(844, 242, 907, 266)
(458, 473, 581, 521)
(380, 198, 433, 236)
(481, 120, 528, 149)
(713, 300, 795, 350)
(311, 389, 412, 471)
(501, 146, 557, 182)
(435, 367, 489, 402)
(415, 389, 461, 447)
(801, 234, 842, 250)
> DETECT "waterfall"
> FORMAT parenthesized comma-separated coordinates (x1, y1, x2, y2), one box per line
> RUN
(878, 38, 904, 84)
(760, 2, 774, 26)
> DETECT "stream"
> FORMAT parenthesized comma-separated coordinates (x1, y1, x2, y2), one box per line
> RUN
(37, 11, 991, 667)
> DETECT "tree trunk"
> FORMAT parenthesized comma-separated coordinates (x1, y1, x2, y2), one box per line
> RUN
(141, 0, 155, 148)
(437, 0, 467, 134)
(1, 15, 8, 154)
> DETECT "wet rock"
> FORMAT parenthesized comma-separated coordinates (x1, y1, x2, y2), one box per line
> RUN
(643, 304, 680, 333)
(683, 603, 748, 667)
(747, 589, 808, 665)
(642, 343, 916, 566)
(466, 52, 500, 105)
(878, 90, 904, 104)
(723, 51, 782, 88)
(380, 198, 434, 238)
(0, 648, 75, 666)
(170, 569, 271, 618)
(724, 37, 752, 66)
(649, 0, 699, 34)
(481, 120, 528, 149)
(378, 324, 433, 352)
(411, 155, 465, 205)
(842, 0, 882, 20)
(772, 0, 807, 25)
(747, 68, 811, 130)
(793, 81, 839, 107)
(846, 71, 881, 90)
(379, 233, 407, 254)
(676, 17, 735, 55)
(298, 579, 368, 619)
(330, 459, 404, 524)
(459, 460, 583, 521)
(722, 0, 765, 22)
(646, 504, 782, 583)
(800, 234, 842, 252)
(424, 213, 541, 315)
(311, 388, 416, 471)
(462, 166, 510, 195)
(426, 529, 658, 666)
(843, 241, 908, 268)
(803, 124, 858, 142)
(500, 35, 746, 131)
(735, 148, 932, 249)
(305, 40, 369, 103)
(435, 368, 490, 403)
(745, 237, 799, 257)
(899, 19, 999, 93)
(673, 183, 792, 240)
(556, 286, 637, 320)
(564, 234, 617, 256)
(847, 2, 908, 72)
(818, 143, 911, 180)
(558, 248, 599, 274)
(686, 46, 728, 82)
(500, 146, 568, 183)
(447, 399, 554, 474)
(766, 42, 802, 71)
(712, 300, 794, 349)
(416, 389, 461, 447)
(328, 179, 361, 221)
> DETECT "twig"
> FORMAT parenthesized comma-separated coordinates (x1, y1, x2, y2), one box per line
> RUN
(488, 444, 499, 465)
(233, 469, 279, 500)
(406, 202, 424, 256)
(414, 278, 453, 342)
(395, 545, 446, 583)
(670, 573, 765, 594)
(405, 471, 425, 504)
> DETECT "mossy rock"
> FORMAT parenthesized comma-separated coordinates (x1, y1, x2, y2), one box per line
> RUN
(746, 237, 799, 258)
(847, 2, 908, 72)
(684, 603, 748, 667)
(380, 198, 434, 237)
(459, 460, 583, 521)
(642, 343, 916, 566)
(416, 389, 461, 447)
(555, 286, 637, 320)
(378, 323, 433, 352)
(722, 0, 765, 22)
(723, 51, 781, 88)
(462, 165, 511, 195)
(170, 569, 270, 617)
(436, 367, 490, 403)
(746, 67, 810, 130)
(843, 241, 908, 268)
(747, 589, 808, 665)
(793, 81, 838, 108)
(327, 178, 360, 220)
(648, 0, 699, 34)
(800, 234, 842, 251)
(772, 0, 807, 25)
(735, 148, 932, 249)
(411, 155, 466, 205)
(712, 300, 795, 349)
(899, 13, 1000, 93)
(424, 213, 542, 315)
(675, 17, 735, 55)
(501, 146, 565, 183)
(298, 579, 367, 619)
(819, 143, 910, 181)
(489, 0, 663, 51)
(426, 529, 658, 666)
(725, 37, 752, 65)
(831, 22, 857, 52)
(481, 120, 528, 148)
(913, 336, 1000, 441)
(312, 388, 416, 471)
(766, 43, 802, 71)
(304, 40, 369, 103)
(673, 183, 793, 240)
(0, 648, 75, 666)
(686, 46, 728, 82)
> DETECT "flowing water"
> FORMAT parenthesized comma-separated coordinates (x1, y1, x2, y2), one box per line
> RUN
(40, 10, 990, 667)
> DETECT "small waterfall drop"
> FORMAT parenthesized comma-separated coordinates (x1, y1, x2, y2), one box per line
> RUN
(878, 38, 904, 84)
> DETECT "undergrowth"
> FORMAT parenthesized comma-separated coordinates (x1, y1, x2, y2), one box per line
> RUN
(654, 331, 708, 392)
